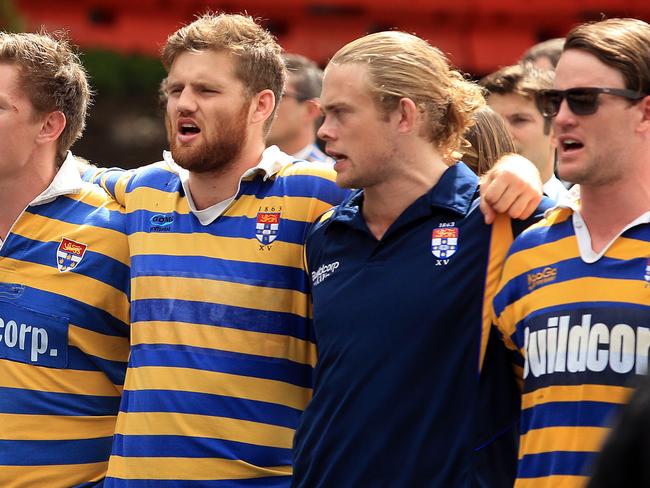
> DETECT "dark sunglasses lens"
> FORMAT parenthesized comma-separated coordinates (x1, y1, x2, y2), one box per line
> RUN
(566, 90, 599, 115)
(539, 91, 563, 117)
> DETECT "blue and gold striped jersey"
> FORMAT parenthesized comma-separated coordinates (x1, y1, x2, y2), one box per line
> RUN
(493, 205, 650, 487)
(89, 147, 348, 486)
(0, 154, 130, 487)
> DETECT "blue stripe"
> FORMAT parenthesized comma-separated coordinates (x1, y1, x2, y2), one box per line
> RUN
(111, 434, 291, 465)
(27, 195, 125, 234)
(67, 347, 127, 386)
(239, 173, 346, 205)
(128, 166, 181, 193)
(0, 437, 113, 465)
(131, 299, 311, 341)
(104, 476, 290, 487)
(130, 344, 312, 388)
(120, 389, 302, 429)
(0, 386, 121, 415)
(131, 254, 308, 293)
(509, 217, 574, 255)
(518, 450, 597, 478)
(15, 286, 128, 337)
(126, 209, 310, 246)
(9, 234, 129, 295)
(520, 400, 619, 434)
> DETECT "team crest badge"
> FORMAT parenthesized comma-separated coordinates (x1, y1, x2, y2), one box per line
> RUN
(255, 212, 281, 245)
(56, 238, 88, 272)
(431, 227, 459, 259)
(644, 258, 650, 283)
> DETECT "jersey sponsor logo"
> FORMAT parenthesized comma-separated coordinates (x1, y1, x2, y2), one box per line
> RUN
(645, 258, 650, 283)
(255, 211, 281, 245)
(431, 224, 458, 262)
(56, 238, 87, 272)
(0, 301, 68, 368)
(523, 313, 650, 379)
(528, 266, 558, 291)
(312, 261, 339, 286)
(149, 213, 174, 232)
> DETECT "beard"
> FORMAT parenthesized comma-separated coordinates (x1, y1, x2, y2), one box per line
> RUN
(169, 101, 249, 174)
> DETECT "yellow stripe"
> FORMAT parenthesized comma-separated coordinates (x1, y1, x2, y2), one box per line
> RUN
(0, 413, 116, 440)
(515, 474, 588, 488)
(69, 324, 129, 363)
(132, 321, 316, 367)
(0, 259, 129, 325)
(481, 214, 512, 369)
(281, 160, 337, 180)
(1, 360, 122, 396)
(499, 277, 650, 334)
(0, 462, 107, 487)
(115, 411, 294, 448)
(126, 366, 310, 410)
(522, 384, 632, 410)
(11, 213, 130, 267)
(124, 185, 190, 213)
(608, 236, 650, 260)
(519, 425, 609, 456)
(499, 235, 578, 285)
(107, 455, 291, 481)
(132, 275, 309, 317)
(128, 232, 304, 268)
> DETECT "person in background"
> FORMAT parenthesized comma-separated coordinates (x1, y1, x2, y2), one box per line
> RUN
(493, 17, 650, 487)
(0, 31, 129, 486)
(267, 53, 333, 163)
(482, 63, 569, 202)
(520, 37, 565, 71)
(461, 105, 517, 176)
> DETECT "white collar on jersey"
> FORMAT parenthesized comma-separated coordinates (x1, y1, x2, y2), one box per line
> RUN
(162, 145, 294, 226)
(31, 151, 84, 207)
(552, 192, 650, 264)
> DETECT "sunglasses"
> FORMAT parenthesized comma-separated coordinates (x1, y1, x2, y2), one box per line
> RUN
(535, 87, 647, 117)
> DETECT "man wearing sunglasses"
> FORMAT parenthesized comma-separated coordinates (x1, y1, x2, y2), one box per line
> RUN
(493, 17, 650, 488)
(267, 53, 333, 164)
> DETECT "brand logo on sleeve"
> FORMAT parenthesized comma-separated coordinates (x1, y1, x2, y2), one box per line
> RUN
(644, 258, 650, 283)
(432, 223, 458, 266)
(312, 261, 340, 286)
(149, 213, 174, 232)
(56, 238, 88, 272)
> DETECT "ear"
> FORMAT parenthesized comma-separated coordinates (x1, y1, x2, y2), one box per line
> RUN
(395, 97, 418, 135)
(304, 99, 322, 121)
(36, 110, 66, 145)
(637, 95, 650, 133)
(249, 89, 276, 126)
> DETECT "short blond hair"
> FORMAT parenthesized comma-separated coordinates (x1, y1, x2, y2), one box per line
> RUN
(162, 13, 285, 133)
(328, 31, 485, 154)
(0, 31, 90, 162)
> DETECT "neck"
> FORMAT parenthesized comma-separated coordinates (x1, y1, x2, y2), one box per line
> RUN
(579, 175, 650, 253)
(187, 140, 265, 210)
(362, 146, 448, 241)
(0, 155, 58, 240)
(540, 151, 555, 184)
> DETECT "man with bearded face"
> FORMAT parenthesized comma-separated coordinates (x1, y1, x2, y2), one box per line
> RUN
(85, 12, 545, 487)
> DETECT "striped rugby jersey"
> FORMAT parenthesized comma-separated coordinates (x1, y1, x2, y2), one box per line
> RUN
(493, 204, 650, 487)
(89, 147, 348, 487)
(0, 153, 130, 487)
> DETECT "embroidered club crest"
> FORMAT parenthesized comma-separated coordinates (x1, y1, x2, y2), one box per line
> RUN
(431, 227, 458, 259)
(56, 238, 88, 272)
(645, 258, 650, 283)
(255, 212, 281, 245)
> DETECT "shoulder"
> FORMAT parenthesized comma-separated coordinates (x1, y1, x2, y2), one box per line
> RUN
(509, 206, 573, 255)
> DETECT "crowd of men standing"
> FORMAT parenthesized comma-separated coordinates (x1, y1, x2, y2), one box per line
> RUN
(0, 11, 648, 488)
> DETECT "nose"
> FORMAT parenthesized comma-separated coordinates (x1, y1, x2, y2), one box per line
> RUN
(553, 97, 575, 131)
(175, 87, 197, 114)
(317, 115, 335, 141)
